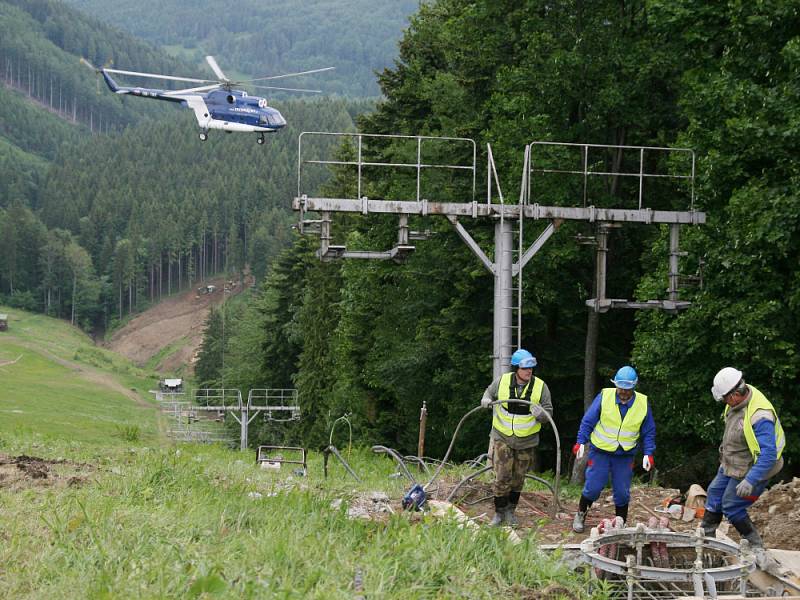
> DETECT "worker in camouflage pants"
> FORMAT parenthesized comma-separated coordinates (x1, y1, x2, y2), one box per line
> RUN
(492, 443, 535, 500)
(481, 348, 553, 527)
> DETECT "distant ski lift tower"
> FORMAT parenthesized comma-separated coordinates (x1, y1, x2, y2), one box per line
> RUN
(293, 133, 705, 378)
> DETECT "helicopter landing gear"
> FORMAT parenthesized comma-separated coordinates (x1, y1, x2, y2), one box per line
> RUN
(256, 133, 265, 145)
(199, 131, 208, 142)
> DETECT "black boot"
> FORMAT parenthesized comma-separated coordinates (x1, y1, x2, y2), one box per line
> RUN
(490, 495, 508, 527)
(573, 495, 593, 533)
(732, 515, 763, 548)
(506, 491, 521, 527)
(615, 504, 629, 526)
(701, 510, 723, 538)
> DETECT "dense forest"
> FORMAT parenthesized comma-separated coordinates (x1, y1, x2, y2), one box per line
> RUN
(0, 0, 196, 141)
(194, 0, 799, 484)
(62, 0, 418, 96)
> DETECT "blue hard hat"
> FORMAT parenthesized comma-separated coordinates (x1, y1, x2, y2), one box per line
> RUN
(511, 349, 537, 369)
(611, 365, 638, 389)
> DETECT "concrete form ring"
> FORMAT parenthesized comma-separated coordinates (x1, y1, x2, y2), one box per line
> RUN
(578, 528, 755, 583)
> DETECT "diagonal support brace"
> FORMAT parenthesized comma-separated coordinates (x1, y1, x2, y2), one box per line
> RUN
(512, 219, 562, 277)
(448, 215, 495, 275)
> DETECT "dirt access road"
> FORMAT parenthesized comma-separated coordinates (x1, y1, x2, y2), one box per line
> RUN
(105, 277, 247, 374)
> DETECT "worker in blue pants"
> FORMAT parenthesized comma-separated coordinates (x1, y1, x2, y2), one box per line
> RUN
(571, 365, 656, 533)
(702, 368, 785, 548)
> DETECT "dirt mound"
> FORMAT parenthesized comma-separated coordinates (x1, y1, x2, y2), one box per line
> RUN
(750, 477, 800, 550)
(106, 276, 250, 373)
(0, 454, 93, 491)
(441, 478, 800, 550)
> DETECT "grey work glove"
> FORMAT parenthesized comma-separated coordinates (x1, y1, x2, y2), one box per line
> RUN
(480, 396, 493, 409)
(735, 478, 754, 498)
(531, 404, 547, 419)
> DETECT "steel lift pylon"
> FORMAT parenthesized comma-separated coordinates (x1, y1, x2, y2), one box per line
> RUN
(293, 133, 705, 377)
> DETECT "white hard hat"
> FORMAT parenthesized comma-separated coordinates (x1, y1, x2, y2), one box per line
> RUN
(711, 367, 743, 401)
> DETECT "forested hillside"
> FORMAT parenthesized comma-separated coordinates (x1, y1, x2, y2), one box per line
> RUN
(0, 97, 368, 329)
(0, 0, 197, 149)
(197, 0, 800, 482)
(0, 0, 203, 208)
(62, 0, 418, 96)
(0, 0, 375, 332)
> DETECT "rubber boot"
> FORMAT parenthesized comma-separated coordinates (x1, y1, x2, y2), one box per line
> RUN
(505, 505, 519, 527)
(572, 510, 587, 533)
(615, 504, 629, 526)
(732, 515, 763, 548)
(490, 496, 508, 527)
(701, 510, 723, 538)
(506, 491, 520, 527)
(573, 495, 593, 533)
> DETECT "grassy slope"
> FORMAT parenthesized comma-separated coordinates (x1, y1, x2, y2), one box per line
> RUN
(0, 307, 159, 445)
(0, 308, 591, 599)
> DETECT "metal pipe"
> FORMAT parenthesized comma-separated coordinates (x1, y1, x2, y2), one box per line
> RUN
(417, 401, 427, 469)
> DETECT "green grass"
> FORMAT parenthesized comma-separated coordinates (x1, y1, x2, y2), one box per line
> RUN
(0, 340, 158, 446)
(0, 307, 595, 599)
(0, 444, 595, 599)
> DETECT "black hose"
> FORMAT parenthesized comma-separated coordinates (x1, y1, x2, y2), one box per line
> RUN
(425, 399, 561, 517)
(371, 445, 416, 483)
(323, 445, 361, 482)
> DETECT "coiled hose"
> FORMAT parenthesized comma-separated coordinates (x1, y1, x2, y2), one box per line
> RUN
(423, 399, 562, 517)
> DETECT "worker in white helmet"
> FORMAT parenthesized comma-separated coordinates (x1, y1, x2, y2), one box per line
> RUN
(703, 367, 786, 548)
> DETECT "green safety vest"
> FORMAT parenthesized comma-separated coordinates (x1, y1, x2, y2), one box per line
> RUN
(590, 388, 648, 452)
(492, 372, 544, 438)
(724, 385, 785, 461)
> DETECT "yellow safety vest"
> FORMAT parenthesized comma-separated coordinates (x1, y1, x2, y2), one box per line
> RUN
(492, 372, 544, 438)
(724, 385, 785, 461)
(590, 388, 648, 452)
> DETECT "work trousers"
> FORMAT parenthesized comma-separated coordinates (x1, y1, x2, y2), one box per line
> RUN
(705, 466, 767, 523)
(492, 437, 534, 497)
(582, 445, 635, 507)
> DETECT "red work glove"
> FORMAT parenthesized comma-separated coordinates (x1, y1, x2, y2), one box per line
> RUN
(642, 455, 654, 472)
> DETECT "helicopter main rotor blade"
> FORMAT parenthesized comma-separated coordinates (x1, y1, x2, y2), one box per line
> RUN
(249, 84, 322, 93)
(205, 56, 229, 82)
(103, 68, 214, 84)
(245, 66, 335, 83)
(164, 84, 221, 95)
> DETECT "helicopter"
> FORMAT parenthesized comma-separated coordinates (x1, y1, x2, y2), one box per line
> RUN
(82, 56, 334, 144)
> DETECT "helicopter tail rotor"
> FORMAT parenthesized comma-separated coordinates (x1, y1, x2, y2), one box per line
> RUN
(79, 57, 98, 72)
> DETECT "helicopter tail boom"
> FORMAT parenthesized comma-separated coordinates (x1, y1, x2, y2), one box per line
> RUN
(100, 70, 125, 94)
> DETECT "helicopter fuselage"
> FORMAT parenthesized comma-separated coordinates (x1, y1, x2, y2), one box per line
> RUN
(101, 70, 286, 137)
